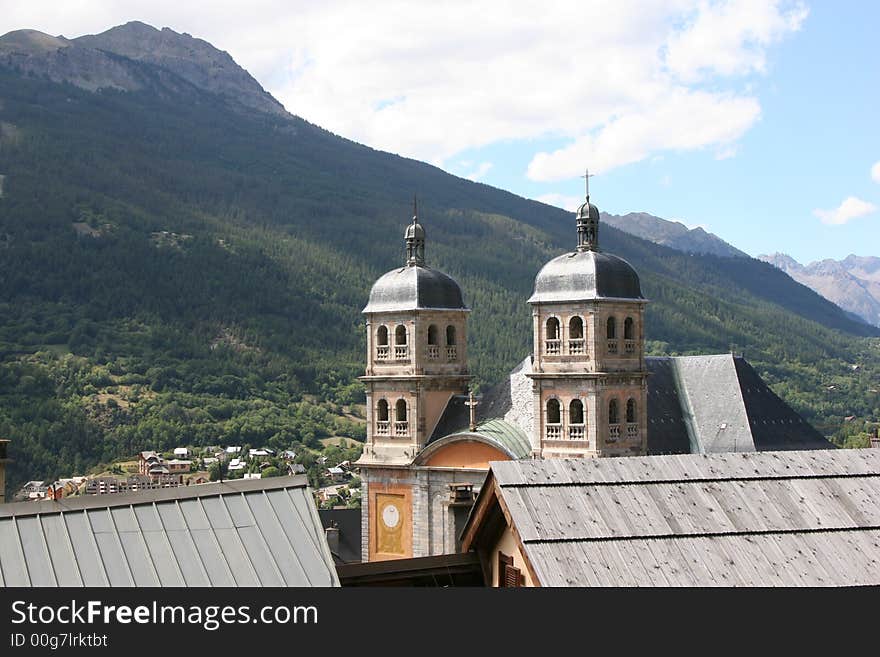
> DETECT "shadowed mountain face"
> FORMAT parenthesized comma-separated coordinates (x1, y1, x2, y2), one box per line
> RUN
(602, 211, 748, 258)
(760, 253, 880, 328)
(0, 22, 877, 492)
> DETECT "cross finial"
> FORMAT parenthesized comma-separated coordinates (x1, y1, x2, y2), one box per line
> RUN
(580, 168, 594, 200)
(465, 389, 479, 432)
(413, 194, 418, 224)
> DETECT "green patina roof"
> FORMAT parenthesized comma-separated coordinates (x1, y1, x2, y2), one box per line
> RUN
(444, 418, 532, 460)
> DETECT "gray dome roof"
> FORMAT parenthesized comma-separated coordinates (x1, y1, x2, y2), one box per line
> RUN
(528, 250, 643, 303)
(404, 220, 425, 240)
(363, 265, 467, 313)
(577, 201, 600, 221)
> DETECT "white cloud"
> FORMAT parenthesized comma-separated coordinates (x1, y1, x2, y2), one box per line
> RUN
(465, 162, 493, 182)
(813, 197, 877, 226)
(534, 193, 583, 212)
(527, 90, 760, 180)
(872, 161, 880, 184)
(664, 0, 809, 83)
(0, 1, 806, 175)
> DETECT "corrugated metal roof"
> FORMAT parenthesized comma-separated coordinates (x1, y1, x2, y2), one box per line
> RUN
(0, 476, 339, 587)
(489, 449, 880, 586)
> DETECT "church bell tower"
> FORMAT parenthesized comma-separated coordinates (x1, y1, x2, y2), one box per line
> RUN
(527, 173, 648, 458)
(357, 200, 470, 560)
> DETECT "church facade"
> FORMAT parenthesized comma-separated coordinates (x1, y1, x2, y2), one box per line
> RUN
(356, 194, 832, 563)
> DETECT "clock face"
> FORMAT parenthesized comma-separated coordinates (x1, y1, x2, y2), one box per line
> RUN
(382, 503, 400, 529)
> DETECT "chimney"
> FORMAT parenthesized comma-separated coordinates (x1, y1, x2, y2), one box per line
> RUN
(324, 525, 340, 557)
(0, 439, 10, 505)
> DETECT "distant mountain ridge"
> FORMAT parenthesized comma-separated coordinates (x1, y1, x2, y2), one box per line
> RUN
(0, 22, 286, 117)
(759, 253, 880, 327)
(602, 211, 749, 258)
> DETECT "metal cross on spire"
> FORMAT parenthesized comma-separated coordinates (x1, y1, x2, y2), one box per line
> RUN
(412, 194, 419, 223)
(581, 168, 594, 200)
(465, 389, 479, 432)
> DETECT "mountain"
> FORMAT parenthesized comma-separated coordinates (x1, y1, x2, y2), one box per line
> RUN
(1, 23, 878, 494)
(759, 253, 880, 328)
(602, 211, 748, 258)
(0, 22, 285, 116)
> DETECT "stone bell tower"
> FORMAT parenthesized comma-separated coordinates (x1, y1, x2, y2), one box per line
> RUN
(526, 173, 648, 458)
(357, 200, 470, 560)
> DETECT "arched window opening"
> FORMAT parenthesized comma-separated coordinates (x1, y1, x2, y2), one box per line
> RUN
(608, 399, 621, 441)
(625, 398, 638, 440)
(394, 399, 408, 436)
(624, 317, 635, 354)
(446, 325, 458, 359)
(376, 399, 389, 435)
(545, 317, 561, 354)
(609, 399, 619, 424)
(427, 324, 440, 359)
(569, 399, 585, 440)
(606, 316, 618, 354)
(568, 316, 584, 354)
(394, 325, 408, 360)
(546, 398, 561, 440)
(376, 326, 389, 360)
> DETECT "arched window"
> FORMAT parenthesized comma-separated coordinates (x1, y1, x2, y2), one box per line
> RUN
(395, 325, 407, 345)
(609, 399, 619, 424)
(394, 399, 408, 436)
(446, 325, 457, 345)
(606, 316, 617, 339)
(568, 316, 584, 354)
(426, 324, 440, 359)
(547, 398, 561, 424)
(624, 317, 634, 340)
(376, 399, 390, 435)
(376, 325, 390, 360)
(545, 317, 561, 354)
(569, 399, 584, 424)
(626, 398, 636, 424)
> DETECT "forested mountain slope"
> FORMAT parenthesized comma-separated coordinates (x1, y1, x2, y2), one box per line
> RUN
(0, 25, 877, 493)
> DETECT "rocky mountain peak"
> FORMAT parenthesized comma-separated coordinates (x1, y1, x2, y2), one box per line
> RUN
(0, 22, 288, 117)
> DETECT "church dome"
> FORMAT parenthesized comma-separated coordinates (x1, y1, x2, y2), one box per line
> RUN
(363, 265, 467, 313)
(363, 199, 467, 313)
(576, 200, 600, 222)
(528, 249, 643, 303)
(404, 220, 425, 240)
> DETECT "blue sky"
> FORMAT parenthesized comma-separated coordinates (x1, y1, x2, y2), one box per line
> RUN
(2, 1, 877, 263)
